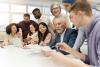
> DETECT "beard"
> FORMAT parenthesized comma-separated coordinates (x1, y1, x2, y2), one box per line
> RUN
(56, 29, 63, 34)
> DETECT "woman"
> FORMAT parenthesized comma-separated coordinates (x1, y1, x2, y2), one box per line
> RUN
(0, 23, 22, 47)
(38, 22, 52, 46)
(27, 23, 39, 45)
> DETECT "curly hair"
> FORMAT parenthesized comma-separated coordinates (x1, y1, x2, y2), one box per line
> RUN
(6, 23, 19, 35)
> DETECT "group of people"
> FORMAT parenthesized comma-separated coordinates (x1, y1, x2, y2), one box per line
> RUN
(0, 0, 78, 49)
(0, 0, 100, 67)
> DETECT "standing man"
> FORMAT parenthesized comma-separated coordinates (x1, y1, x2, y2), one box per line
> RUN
(32, 8, 53, 27)
(18, 13, 37, 42)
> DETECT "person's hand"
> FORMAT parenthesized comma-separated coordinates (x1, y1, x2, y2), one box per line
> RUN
(42, 50, 54, 57)
(21, 45, 29, 49)
(56, 42, 72, 53)
(0, 45, 4, 48)
(0, 43, 5, 48)
(50, 51, 68, 64)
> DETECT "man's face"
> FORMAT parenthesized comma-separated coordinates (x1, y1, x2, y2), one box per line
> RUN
(51, 5, 61, 17)
(53, 19, 66, 34)
(33, 10, 41, 19)
(63, 3, 72, 11)
(23, 16, 30, 22)
(70, 11, 84, 28)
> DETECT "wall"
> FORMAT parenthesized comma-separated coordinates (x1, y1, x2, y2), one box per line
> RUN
(0, 0, 61, 6)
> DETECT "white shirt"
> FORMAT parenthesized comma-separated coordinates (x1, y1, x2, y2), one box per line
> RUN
(35, 15, 50, 25)
(60, 29, 66, 42)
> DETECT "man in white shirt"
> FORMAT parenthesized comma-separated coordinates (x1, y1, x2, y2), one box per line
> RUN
(32, 8, 51, 25)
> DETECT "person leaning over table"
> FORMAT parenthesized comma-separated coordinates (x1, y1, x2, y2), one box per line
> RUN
(49, 16, 77, 55)
(62, 0, 99, 51)
(46, 1, 100, 67)
(0, 23, 22, 47)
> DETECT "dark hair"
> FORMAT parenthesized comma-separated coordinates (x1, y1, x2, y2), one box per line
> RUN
(62, 0, 75, 5)
(32, 8, 40, 14)
(38, 22, 50, 44)
(24, 13, 30, 18)
(29, 22, 39, 36)
(69, 0, 92, 16)
(6, 23, 19, 35)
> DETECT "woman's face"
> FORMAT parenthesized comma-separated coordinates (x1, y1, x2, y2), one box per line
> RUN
(51, 5, 61, 17)
(11, 25, 17, 34)
(30, 25, 35, 32)
(39, 24, 47, 34)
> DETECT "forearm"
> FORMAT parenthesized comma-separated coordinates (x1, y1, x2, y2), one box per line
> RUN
(66, 48, 86, 61)
(73, 28, 85, 50)
(51, 52, 89, 67)
(62, 57, 89, 67)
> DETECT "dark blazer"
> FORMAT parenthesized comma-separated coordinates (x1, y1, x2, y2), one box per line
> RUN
(49, 28, 78, 54)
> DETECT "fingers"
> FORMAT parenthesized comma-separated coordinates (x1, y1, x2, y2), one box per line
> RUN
(56, 43, 65, 49)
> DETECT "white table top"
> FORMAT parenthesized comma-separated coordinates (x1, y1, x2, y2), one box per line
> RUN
(0, 45, 64, 67)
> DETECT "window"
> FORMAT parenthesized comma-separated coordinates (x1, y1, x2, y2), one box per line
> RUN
(0, 3, 53, 31)
(43, 7, 51, 15)
(0, 13, 9, 25)
(12, 14, 23, 23)
(0, 3, 9, 12)
(0, 13, 9, 31)
(11, 4, 26, 13)
(28, 6, 41, 13)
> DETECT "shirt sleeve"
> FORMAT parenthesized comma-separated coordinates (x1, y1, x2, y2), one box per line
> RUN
(90, 39, 100, 67)
(73, 28, 86, 50)
(87, 27, 100, 67)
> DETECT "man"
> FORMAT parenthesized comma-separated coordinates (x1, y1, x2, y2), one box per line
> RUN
(32, 8, 52, 26)
(18, 13, 37, 41)
(50, 3, 73, 28)
(49, 1, 100, 67)
(62, 0, 75, 11)
(62, 0, 87, 51)
(62, 0, 97, 51)
(49, 16, 77, 54)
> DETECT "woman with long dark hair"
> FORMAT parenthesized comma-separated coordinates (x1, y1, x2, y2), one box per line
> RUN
(38, 22, 52, 46)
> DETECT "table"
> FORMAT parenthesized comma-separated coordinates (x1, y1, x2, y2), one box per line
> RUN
(0, 45, 64, 67)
